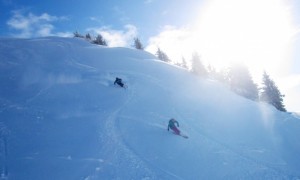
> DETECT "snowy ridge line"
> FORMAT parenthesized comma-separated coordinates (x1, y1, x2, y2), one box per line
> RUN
(291, 112, 300, 119)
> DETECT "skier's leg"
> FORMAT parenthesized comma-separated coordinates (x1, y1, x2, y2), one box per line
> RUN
(172, 127, 180, 135)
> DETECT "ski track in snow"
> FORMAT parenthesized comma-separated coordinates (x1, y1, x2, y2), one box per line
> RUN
(87, 83, 157, 180)
(174, 109, 295, 179)
(101, 71, 295, 179)
(25, 85, 52, 103)
(90, 72, 185, 180)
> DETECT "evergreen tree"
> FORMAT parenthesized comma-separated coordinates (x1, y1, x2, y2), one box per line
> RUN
(85, 33, 92, 41)
(180, 57, 188, 69)
(156, 48, 170, 62)
(207, 64, 218, 79)
(217, 68, 230, 83)
(260, 71, 286, 111)
(190, 53, 207, 77)
(73, 31, 84, 38)
(175, 57, 188, 69)
(133, 37, 144, 50)
(93, 34, 108, 46)
(228, 64, 258, 101)
(207, 64, 228, 82)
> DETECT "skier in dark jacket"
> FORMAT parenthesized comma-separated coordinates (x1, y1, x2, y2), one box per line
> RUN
(168, 118, 180, 135)
(114, 77, 124, 88)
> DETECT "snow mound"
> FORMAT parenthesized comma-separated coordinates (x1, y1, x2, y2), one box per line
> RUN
(0, 37, 300, 179)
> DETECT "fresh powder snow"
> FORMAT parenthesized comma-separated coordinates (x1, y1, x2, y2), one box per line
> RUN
(0, 37, 299, 180)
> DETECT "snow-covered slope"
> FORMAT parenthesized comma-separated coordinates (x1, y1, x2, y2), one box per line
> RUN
(0, 37, 299, 180)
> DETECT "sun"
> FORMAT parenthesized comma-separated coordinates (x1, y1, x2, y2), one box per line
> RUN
(195, 0, 296, 80)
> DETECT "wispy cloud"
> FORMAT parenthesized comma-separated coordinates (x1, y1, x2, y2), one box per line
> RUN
(7, 10, 70, 38)
(89, 16, 103, 23)
(87, 24, 137, 47)
(145, 25, 195, 64)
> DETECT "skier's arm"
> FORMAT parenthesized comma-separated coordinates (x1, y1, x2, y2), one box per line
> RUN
(176, 121, 179, 127)
(167, 125, 169, 131)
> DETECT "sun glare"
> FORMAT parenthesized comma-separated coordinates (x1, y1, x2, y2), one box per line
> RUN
(195, 0, 296, 80)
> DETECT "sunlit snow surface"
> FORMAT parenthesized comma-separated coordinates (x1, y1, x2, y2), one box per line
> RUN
(0, 37, 299, 180)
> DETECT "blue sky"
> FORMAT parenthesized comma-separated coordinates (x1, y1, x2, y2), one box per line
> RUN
(1, 0, 300, 112)
(0, 0, 204, 40)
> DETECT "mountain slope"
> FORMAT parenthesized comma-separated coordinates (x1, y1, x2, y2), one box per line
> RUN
(0, 37, 299, 180)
